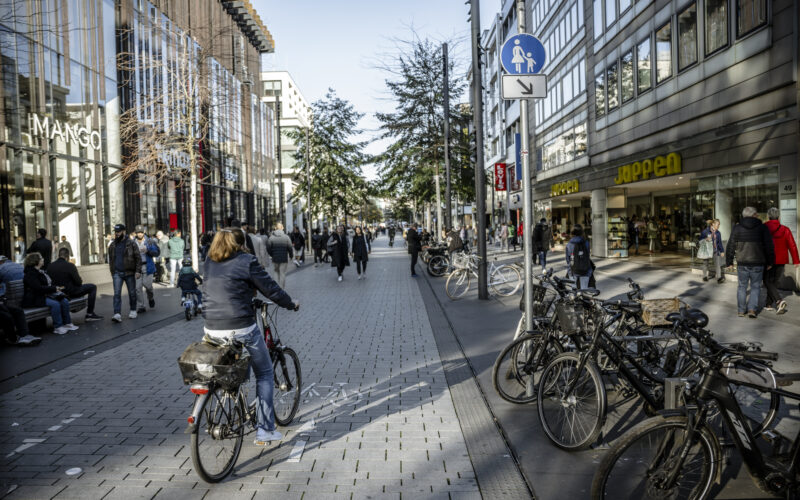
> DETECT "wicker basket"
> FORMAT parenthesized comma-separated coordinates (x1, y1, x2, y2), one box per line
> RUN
(639, 298, 683, 326)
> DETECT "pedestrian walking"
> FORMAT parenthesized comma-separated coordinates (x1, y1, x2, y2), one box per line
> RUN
(407, 223, 422, 277)
(351, 226, 371, 280)
(321, 227, 332, 262)
(201, 227, 298, 446)
(328, 225, 350, 281)
(517, 221, 524, 250)
(509, 222, 518, 252)
(133, 225, 159, 313)
(155, 230, 170, 283)
(647, 217, 660, 253)
(108, 224, 140, 322)
(763, 207, 799, 315)
(725, 207, 775, 318)
(168, 229, 185, 286)
(311, 228, 324, 267)
(291, 226, 305, 267)
(697, 219, 725, 283)
(28, 229, 53, 270)
(49, 248, 103, 321)
(499, 223, 508, 252)
(627, 215, 640, 255)
(23, 252, 78, 335)
(267, 223, 293, 289)
(533, 218, 553, 272)
(566, 224, 593, 289)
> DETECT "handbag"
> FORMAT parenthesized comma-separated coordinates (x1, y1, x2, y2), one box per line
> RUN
(696, 238, 713, 260)
(48, 291, 67, 301)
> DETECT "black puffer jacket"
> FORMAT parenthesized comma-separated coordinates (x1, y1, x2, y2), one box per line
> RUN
(22, 266, 57, 308)
(202, 251, 294, 330)
(107, 237, 140, 276)
(351, 234, 370, 261)
(725, 217, 775, 267)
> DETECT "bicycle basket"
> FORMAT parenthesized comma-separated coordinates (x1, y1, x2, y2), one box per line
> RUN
(177, 341, 250, 392)
(555, 302, 583, 334)
(519, 284, 558, 317)
(639, 298, 683, 326)
(451, 252, 470, 270)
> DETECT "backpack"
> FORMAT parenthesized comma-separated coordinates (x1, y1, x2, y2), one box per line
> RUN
(570, 239, 591, 275)
(533, 224, 544, 247)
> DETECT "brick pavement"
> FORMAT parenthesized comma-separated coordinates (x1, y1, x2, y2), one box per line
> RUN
(0, 238, 483, 499)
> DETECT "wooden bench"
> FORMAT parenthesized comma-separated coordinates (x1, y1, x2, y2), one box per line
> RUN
(5, 280, 88, 324)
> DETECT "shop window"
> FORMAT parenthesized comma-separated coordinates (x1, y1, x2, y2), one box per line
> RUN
(677, 3, 698, 70)
(736, 0, 766, 37)
(595, 73, 605, 117)
(593, 0, 603, 37)
(705, 0, 728, 54)
(656, 22, 672, 84)
(606, 62, 619, 110)
(637, 36, 652, 94)
(620, 51, 634, 103)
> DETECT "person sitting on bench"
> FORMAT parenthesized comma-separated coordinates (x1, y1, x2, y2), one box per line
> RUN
(23, 252, 78, 336)
(0, 256, 41, 346)
(48, 248, 103, 321)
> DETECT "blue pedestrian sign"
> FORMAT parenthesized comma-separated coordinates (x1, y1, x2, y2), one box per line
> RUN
(501, 34, 546, 75)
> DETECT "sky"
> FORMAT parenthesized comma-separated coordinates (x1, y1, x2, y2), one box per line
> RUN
(254, 0, 499, 180)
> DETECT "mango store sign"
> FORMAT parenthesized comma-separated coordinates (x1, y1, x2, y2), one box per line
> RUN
(614, 152, 681, 185)
(29, 114, 102, 151)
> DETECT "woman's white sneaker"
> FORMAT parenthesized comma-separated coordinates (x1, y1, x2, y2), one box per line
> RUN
(53, 326, 69, 335)
(64, 323, 79, 331)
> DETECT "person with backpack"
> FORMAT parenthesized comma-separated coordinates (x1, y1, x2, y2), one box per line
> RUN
(763, 207, 799, 314)
(311, 228, 324, 267)
(533, 218, 553, 272)
(566, 224, 593, 289)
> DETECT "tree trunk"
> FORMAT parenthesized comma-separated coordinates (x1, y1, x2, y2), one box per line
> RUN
(190, 160, 199, 272)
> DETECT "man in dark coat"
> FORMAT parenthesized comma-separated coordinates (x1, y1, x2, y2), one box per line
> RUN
(28, 229, 53, 270)
(107, 224, 141, 323)
(328, 225, 350, 282)
(725, 206, 775, 318)
(49, 248, 103, 320)
(407, 223, 422, 277)
(533, 218, 554, 271)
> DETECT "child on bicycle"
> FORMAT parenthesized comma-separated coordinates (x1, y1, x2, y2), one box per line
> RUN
(177, 258, 203, 310)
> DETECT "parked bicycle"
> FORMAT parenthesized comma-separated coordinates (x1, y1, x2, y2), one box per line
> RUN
(182, 298, 301, 483)
(445, 254, 521, 299)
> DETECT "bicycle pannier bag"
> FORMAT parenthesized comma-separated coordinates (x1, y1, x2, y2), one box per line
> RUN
(570, 240, 591, 275)
(177, 341, 249, 391)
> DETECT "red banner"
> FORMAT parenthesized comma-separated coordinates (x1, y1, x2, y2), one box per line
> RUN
(494, 163, 507, 191)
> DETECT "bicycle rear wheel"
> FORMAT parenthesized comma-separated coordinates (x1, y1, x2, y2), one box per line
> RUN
(537, 352, 606, 450)
(427, 255, 448, 277)
(490, 265, 521, 296)
(445, 269, 471, 299)
(591, 415, 718, 500)
(191, 387, 244, 483)
(492, 333, 563, 404)
(273, 347, 301, 426)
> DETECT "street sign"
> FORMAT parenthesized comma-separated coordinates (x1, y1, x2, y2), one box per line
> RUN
(502, 74, 547, 99)
(500, 34, 546, 75)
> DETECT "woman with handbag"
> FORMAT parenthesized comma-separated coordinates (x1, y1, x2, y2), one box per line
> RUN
(22, 252, 78, 335)
(698, 219, 725, 283)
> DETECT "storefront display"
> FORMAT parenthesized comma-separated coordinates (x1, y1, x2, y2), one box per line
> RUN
(607, 213, 628, 258)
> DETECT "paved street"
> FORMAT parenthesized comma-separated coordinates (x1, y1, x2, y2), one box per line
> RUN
(0, 238, 525, 500)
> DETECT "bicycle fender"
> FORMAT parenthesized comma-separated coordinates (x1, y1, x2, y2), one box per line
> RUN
(185, 393, 209, 434)
(655, 408, 687, 418)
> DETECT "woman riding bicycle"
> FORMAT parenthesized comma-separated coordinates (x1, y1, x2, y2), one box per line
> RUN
(202, 227, 299, 446)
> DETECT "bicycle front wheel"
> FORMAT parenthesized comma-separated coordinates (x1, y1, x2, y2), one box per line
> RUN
(273, 347, 302, 426)
(490, 265, 521, 296)
(591, 415, 719, 500)
(492, 333, 563, 404)
(191, 387, 245, 483)
(537, 352, 606, 450)
(445, 269, 471, 299)
(427, 255, 448, 277)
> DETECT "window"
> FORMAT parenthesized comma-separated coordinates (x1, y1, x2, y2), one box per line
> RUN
(736, 0, 766, 37)
(677, 3, 697, 70)
(637, 37, 652, 93)
(595, 73, 605, 117)
(606, 63, 619, 110)
(593, 0, 603, 37)
(606, 0, 617, 28)
(656, 22, 672, 83)
(705, 0, 728, 54)
(620, 51, 634, 102)
(620, 0, 632, 15)
(564, 71, 573, 103)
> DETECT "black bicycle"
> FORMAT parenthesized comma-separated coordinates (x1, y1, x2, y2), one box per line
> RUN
(186, 298, 301, 483)
(591, 308, 800, 499)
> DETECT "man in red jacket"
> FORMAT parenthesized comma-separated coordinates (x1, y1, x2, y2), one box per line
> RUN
(764, 207, 799, 314)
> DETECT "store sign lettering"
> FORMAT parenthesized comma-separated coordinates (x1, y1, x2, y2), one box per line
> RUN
(614, 152, 681, 184)
(30, 114, 102, 151)
(551, 179, 579, 197)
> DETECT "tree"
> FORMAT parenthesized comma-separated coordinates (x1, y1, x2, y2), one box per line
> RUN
(289, 89, 368, 226)
(375, 37, 471, 228)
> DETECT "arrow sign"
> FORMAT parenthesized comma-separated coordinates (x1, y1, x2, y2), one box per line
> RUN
(501, 74, 547, 100)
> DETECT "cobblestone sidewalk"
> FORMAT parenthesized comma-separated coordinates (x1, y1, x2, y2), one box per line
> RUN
(0, 239, 481, 500)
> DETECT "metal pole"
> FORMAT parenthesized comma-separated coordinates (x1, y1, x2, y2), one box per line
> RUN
(517, 0, 535, 332)
(305, 126, 312, 252)
(276, 99, 285, 226)
(470, 0, 488, 299)
(443, 42, 452, 232)
(435, 166, 443, 239)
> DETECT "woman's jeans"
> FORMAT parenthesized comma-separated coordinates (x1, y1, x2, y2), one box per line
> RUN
(702, 255, 721, 279)
(45, 297, 71, 328)
(537, 250, 548, 269)
(737, 266, 763, 313)
(232, 325, 276, 433)
(355, 258, 367, 274)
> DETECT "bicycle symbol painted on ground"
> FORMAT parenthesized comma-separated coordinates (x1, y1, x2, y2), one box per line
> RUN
(302, 382, 364, 408)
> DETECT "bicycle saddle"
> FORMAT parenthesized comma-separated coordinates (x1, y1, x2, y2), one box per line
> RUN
(579, 288, 601, 297)
(666, 308, 709, 328)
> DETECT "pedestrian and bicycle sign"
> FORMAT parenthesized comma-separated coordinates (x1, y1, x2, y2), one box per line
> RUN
(500, 34, 547, 100)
